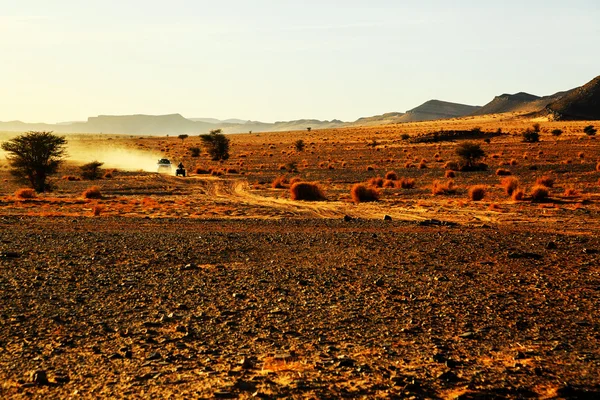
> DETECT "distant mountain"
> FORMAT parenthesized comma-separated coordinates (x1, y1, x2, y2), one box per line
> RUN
(0, 114, 345, 135)
(353, 112, 406, 126)
(472, 91, 571, 116)
(397, 100, 480, 122)
(190, 118, 250, 125)
(545, 75, 600, 120)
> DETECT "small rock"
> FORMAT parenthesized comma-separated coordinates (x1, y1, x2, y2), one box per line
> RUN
(0, 251, 20, 259)
(343, 215, 353, 222)
(432, 353, 446, 363)
(514, 351, 526, 360)
(438, 370, 460, 382)
(459, 331, 475, 339)
(384, 215, 392, 221)
(182, 263, 198, 271)
(109, 353, 124, 360)
(233, 293, 246, 300)
(546, 241, 557, 250)
(30, 370, 48, 385)
(54, 374, 70, 384)
(239, 357, 254, 369)
(583, 248, 598, 254)
(146, 352, 162, 361)
(374, 278, 384, 287)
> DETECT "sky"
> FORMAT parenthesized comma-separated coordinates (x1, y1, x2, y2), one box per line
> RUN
(1, 0, 599, 123)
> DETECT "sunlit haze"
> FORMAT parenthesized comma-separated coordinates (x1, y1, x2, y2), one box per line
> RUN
(1, 0, 599, 123)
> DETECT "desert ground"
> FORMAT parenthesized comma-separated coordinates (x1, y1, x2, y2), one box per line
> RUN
(1, 115, 600, 398)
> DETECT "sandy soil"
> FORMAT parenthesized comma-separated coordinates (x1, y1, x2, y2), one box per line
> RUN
(1, 117, 600, 398)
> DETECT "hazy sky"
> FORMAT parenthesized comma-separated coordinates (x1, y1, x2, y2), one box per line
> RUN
(1, 0, 599, 123)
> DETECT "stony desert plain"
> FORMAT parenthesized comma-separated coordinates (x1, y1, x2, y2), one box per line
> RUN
(1, 115, 600, 399)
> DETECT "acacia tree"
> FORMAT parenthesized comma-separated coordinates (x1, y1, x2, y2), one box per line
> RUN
(178, 134, 189, 144)
(200, 129, 230, 161)
(1, 131, 67, 192)
(456, 141, 485, 169)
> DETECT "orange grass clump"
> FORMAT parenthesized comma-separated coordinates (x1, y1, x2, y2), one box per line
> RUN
(290, 182, 326, 201)
(530, 185, 549, 201)
(536, 176, 554, 188)
(82, 186, 102, 199)
(15, 188, 37, 199)
(468, 185, 486, 201)
(272, 176, 288, 189)
(384, 171, 398, 181)
(501, 177, 519, 196)
(432, 180, 456, 196)
(351, 184, 380, 203)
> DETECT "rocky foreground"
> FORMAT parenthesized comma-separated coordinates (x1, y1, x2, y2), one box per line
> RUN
(1, 216, 599, 399)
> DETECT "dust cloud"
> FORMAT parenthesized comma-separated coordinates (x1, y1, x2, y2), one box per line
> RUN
(66, 143, 165, 172)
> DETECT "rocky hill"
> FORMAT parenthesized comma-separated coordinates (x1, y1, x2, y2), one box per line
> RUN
(472, 91, 571, 116)
(397, 100, 480, 122)
(545, 75, 600, 120)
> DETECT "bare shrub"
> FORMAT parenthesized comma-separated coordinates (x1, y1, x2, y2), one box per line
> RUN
(272, 176, 288, 189)
(397, 178, 416, 189)
(530, 185, 549, 201)
(512, 189, 525, 201)
(445, 170, 455, 178)
(536, 176, 554, 188)
(82, 186, 102, 199)
(468, 185, 486, 201)
(384, 171, 398, 181)
(501, 177, 519, 196)
(432, 180, 456, 195)
(351, 184, 380, 203)
(15, 188, 37, 199)
(290, 182, 326, 201)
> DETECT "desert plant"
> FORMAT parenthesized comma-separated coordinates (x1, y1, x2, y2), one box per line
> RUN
(501, 177, 519, 196)
(80, 160, 104, 180)
(1, 131, 67, 192)
(536, 176, 554, 188)
(596, 162, 600, 172)
(432, 180, 456, 195)
(584, 125, 597, 136)
(286, 161, 298, 173)
(178, 134, 189, 143)
(14, 188, 37, 199)
(496, 168, 512, 176)
(551, 129, 563, 137)
(290, 182, 325, 201)
(522, 128, 540, 143)
(563, 187, 579, 197)
(397, 178, 415, 189)
(384, 171, 398, 181)
(512, 189, 525, 201)
(82, 186, 102, 199)
(194, 166, 209, 174)
(200, 129, 230, 160)
(401, 133, 410, 140)
(444, 161, 460, 171)
(351, 184, 380, 203)
(368, 177, 384, 188)
(190, 147, 201, 157)
(272, 176, 289, 189)
(532, 123, 541, 133)
(445, 170, 456, 178)
(530, 185, 549, 201)
(468, 185, 486, 201)
(294, 139, 305, 152)
(306, 127, 312, 132)
(455, 142, 485, 170)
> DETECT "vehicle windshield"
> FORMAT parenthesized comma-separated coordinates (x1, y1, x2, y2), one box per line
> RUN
(158, 159, 171, 164)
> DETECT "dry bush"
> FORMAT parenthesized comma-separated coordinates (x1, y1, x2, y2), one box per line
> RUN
(15, 188, 37, 199)
(289, 177, 302, 185)
(564, 187, 579, 197)
(496, 168, 512, 176)
(278, 164, 287, 171)
(92, 205, 103, 216)
(103, 171, 113, 179)
(491, 154, 500, 159)
(351, 184, 380, 203)
(272, 176, 288, 189)
(445, 170, 456, 178)
(366, 165, 375, 171)
(194, 166, 209, 174)
(596, 162, 600, 172)
(509, 159, 518, 166)
(383, 179, 395, 188)
(368, 177, 384, 188)
(468, 185, 486, 201)
(418, 161, 428, 169)
(397, 178, 416, 189)
(512, 189, 525, 201)
(432, 180, 456, 195)
(290, 182, 326, 201)
(536, 176, 554, 188)
(578, 152, 585, 158)
(530, 185, 549, 201)
(501, 177, 519, 196)
(444, 161, 460, 171)
(226, 168, 238, 174)
(488, 203, 501, 211)
(82, 186, 102, 199)
(384, 171, 398, 181)
(62, 175, 81, 181)
(404, 162, 414, 168)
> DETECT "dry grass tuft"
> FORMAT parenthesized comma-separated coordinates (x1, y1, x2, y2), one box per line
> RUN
(444, 161, 460, 171)
(194, 166, 209, 174)
(445, 170, 456, 178)
(536, 176, 554, 188)
(384, 171, 398, 181)
(272, 176, 288, 189)
(432, 180, 456, 195)
(496, 168, 512, 176)
(530, 185, 549, 201)
(512, 189, 525, 201)
(397, 178, 416, 189)
(290, 182, 326, 201)
(366, 165, 375, 171)
(368, 177, 384, 188)
(289, 177, 302, 185)
(501, 177, 519, 196)
(563, 187, 579, 197)
(82, 186, 102, 199)
(351, 184, 380, 203)
(509, 159, 518, 166)
(596, 162, 600, 172)
(15, 188, 37, 199)
(62, 175, 81, 181)
(383, 179, 395, 188)
(468, 185, 486, 201)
